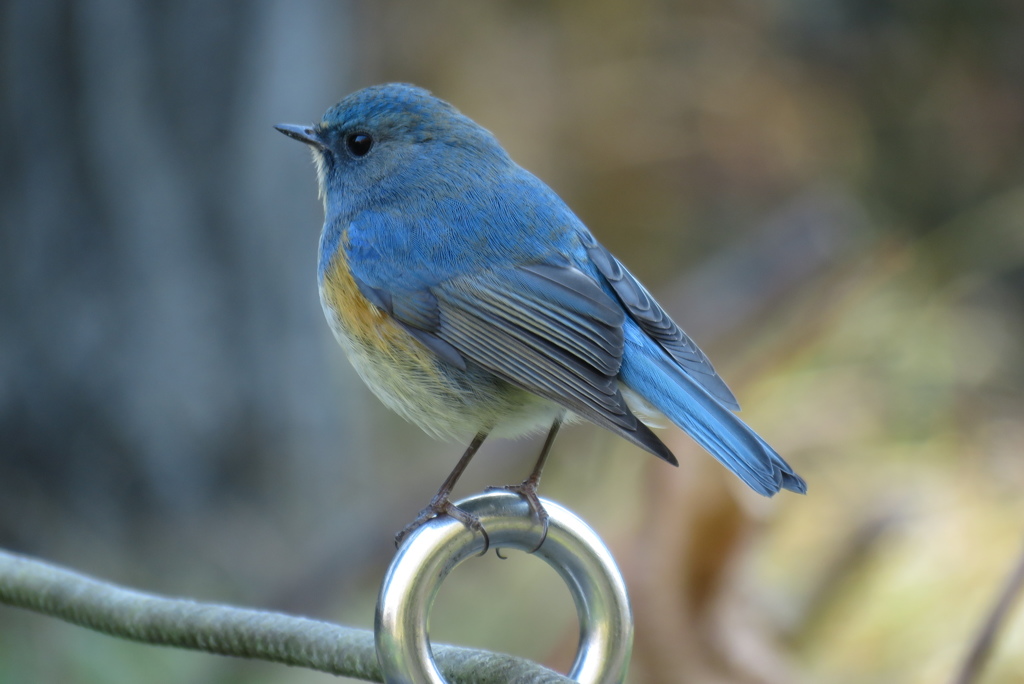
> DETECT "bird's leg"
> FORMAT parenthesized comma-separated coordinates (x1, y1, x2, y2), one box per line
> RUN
(490, 413, 564, 552)
(395, 431, 490, 550)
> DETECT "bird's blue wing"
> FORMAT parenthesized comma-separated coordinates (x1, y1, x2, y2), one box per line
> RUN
(355, 256, 677, 464)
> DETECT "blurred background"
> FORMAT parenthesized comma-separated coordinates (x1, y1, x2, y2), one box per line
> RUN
(2, 0, 1024, 682)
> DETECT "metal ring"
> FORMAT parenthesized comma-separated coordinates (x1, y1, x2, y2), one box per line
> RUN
(374, 491, 633, 684)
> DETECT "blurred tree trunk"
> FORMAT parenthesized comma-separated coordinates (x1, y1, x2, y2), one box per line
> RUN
(0, 0, 366, 576)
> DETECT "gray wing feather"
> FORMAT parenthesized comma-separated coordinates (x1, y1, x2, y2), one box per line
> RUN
(435, 265, 632, 428)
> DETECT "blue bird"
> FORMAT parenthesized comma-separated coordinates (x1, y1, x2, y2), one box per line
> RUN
(276, 84, 805, 545)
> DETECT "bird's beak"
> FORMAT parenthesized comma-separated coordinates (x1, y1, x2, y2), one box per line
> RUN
(274, 123, 326, 149)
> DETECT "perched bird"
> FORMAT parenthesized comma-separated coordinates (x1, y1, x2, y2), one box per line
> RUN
(277, 84, 805, 545)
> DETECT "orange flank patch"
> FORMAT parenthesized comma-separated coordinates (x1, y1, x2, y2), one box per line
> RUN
(320, 245, 437, 371)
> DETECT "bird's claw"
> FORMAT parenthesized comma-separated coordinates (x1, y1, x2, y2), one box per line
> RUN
(487, 480, 550, 553)
(394, 498, 491, 554)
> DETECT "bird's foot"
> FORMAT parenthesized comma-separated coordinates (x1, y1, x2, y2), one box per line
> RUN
(487, 478, 550, 553)
(394, 496, 490, 554)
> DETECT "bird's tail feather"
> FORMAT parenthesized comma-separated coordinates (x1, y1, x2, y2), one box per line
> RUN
(619, 328, 806, 496)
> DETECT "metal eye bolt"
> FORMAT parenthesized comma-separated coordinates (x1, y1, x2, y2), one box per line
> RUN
(375, 491, 634, 684)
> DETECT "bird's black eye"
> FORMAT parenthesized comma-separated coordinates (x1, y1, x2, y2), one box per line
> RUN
(345, 132, 373, 157)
